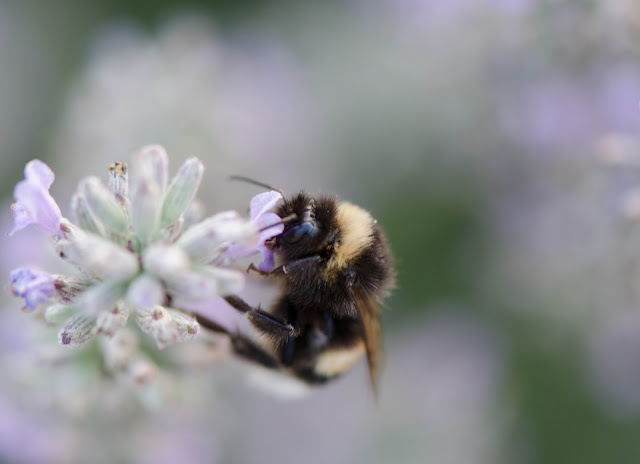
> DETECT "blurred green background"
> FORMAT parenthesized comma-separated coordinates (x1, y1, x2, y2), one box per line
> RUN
(3, 1, 640, 463)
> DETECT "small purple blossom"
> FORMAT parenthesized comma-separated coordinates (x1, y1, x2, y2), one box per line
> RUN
(9, 267, 56, 310)
(9, 160, 63, 238)
(225, 191, 284, 271)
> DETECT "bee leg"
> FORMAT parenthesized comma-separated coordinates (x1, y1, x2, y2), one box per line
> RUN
(192, 312, 231, 335)
(246, 263, 271, 276)
(230, 334, 281, 370)
(224, 295, 256, 313)
(224, 295, 295, 340)
(192, 313, 282, 370)
(247, 309, 296, 339)
(280, 255, 321, 274)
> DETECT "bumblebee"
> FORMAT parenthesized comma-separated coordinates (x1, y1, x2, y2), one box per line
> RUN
(196, 184, 394, 394)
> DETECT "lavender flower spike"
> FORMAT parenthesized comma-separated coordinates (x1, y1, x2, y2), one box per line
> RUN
(9, 267, 56, 310)
(225, 190, 284, 271)
(9, 160, 63, 237)
(9, 145, 261, 353)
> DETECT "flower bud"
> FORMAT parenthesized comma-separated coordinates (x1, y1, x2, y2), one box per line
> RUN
(125, 273, 165, 311)
(59, 314, 97, 347)
(71, 192, 105, 236)
(100, 328, 138, 371)
(132, 145, 169, 193)
(107, 162, 129, 202)
(95, 302, 130, 337)
(135, 305, 178, 349)
(142, 243, 191, 281)
(76, 279, 128, 315)
(161, 157, 204, 226)
(164, 266, 244, 302)
(176, 211, 256, 264)
(57, 229, 139, 280)
(53, 274, 92, 303)
(44, 304, 76, 323)
(129, 147, 167, 243)
(130, 175, 162, 243)
(166, 308, 199, 341)
(80, 176, 130, 235)
(157, 216, 184, 242)
(182, 198, 205, 229)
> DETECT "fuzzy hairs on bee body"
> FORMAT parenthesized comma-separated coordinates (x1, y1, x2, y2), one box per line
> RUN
(196, 186, 394, 395)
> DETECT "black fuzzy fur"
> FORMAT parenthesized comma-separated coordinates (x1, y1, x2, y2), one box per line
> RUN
(206, 192, 393, 387)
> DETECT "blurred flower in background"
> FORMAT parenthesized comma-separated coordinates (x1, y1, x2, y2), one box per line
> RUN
(216, 311, 509, 464)
(46, 14, 315, 206)
(4, 0, 640, 463)
(0, 3, 58, 186)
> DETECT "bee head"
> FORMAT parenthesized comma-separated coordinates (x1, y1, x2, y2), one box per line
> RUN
(274, 193, 338, 261)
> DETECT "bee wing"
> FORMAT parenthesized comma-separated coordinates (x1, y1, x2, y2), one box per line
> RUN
(355, 293, 383, 397)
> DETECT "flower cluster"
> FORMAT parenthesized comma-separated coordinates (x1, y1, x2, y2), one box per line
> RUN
(8, 145, 283, 349)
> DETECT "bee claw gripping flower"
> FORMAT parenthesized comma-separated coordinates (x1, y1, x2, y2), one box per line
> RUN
(8, 146, 282, 352)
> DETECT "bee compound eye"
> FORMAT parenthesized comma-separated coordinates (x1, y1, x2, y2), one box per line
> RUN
(281, 225, 305, 243)
(281, 221, 317, 243)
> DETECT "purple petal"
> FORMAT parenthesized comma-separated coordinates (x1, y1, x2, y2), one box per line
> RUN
(12, 181, 62, 236)
(9, 267, 56, 310)
(9, 202, 33, 235)
(224, 213, 284, 261)
(222, 191, 284, 264)
(24, 159, 55, 190)
(254, 212, 284, 241)
(222, 243, 255, 260)
(249, 191, 282, 221)
(257, 244, 277, 272)
(171, 294, 240, 334)
(10, 160, 63, 237)
(254, 213, 283, 270)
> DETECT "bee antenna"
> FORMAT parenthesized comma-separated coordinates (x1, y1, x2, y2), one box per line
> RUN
(229, 176, 285, 197)
(258, 213, 297, 233)
(279, 213, 297, 224)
